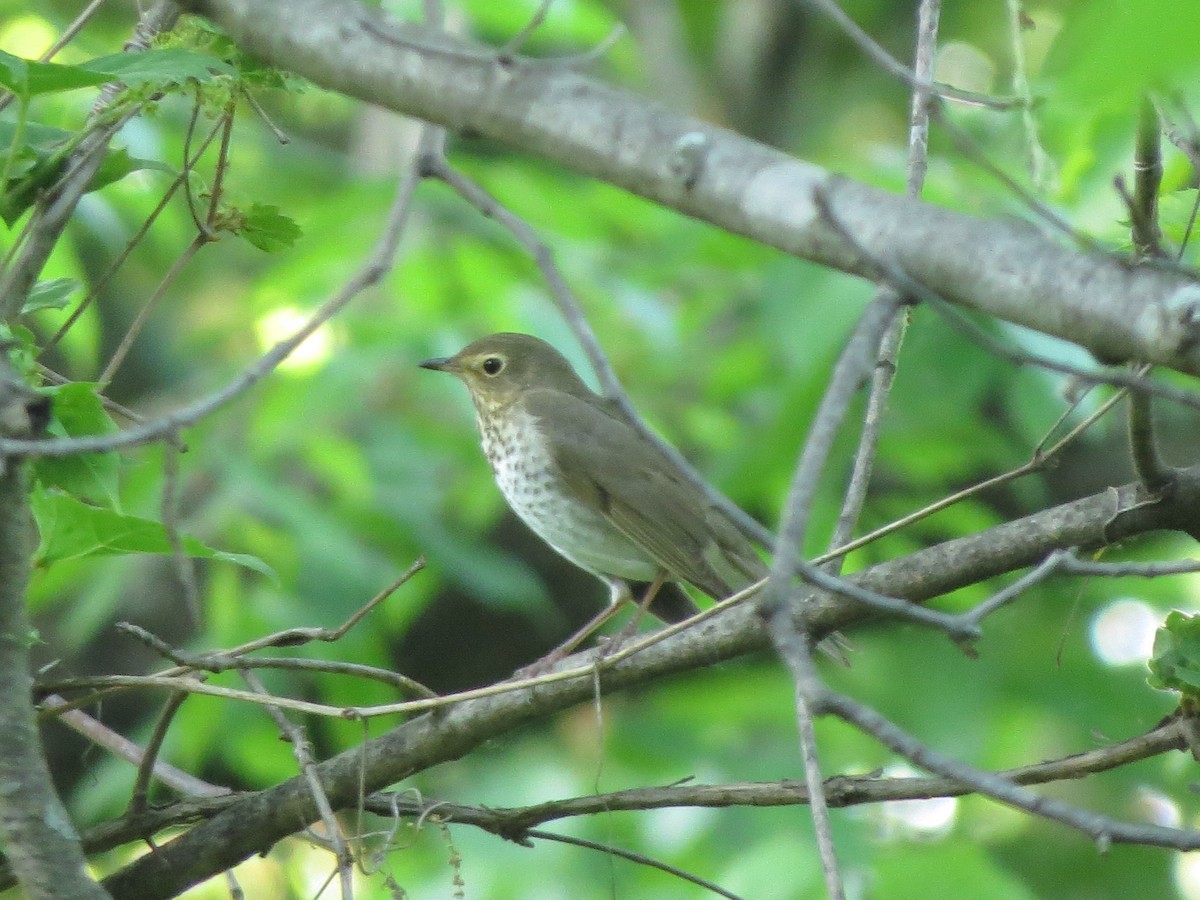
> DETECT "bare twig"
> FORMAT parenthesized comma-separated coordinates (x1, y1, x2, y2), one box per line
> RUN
(159, 434, 201, 627)
(39, 693, 228, 798)
(242, 669, 355, 899)
(801, 0, 1022, 110)
(958, 548, 1200, 630)
(760, 291, 905, 618)
(99, 236, 208, 384)
(825, 0, 939, 571)
(499, 0, 555, 56)
(1124, 98, 1174, 503)
(36, 558, 430, 718)
(354, 717, 1187, 832)
(1006, 0, 1056, 192)
(43, 112, 227, 353)
(822, 687, 1198, 850)
(128, 691, 191, 814)
(1131, 96, 1165, 259)
(523, 829, 743, 899)
(817, 385, 1129, 567)
(116, 623, 435, 695)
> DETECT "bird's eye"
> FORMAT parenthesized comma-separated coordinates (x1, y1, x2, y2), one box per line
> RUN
(482, 356, 504, 376)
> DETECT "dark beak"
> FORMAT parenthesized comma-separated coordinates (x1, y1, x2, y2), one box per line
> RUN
(418, 356, 453, 372)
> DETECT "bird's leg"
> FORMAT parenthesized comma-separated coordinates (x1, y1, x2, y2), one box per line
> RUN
(514, 580, 633, 678)
(610, 570, 667, 644)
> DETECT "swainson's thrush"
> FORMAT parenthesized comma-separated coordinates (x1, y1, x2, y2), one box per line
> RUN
(420, 333, 767, 650)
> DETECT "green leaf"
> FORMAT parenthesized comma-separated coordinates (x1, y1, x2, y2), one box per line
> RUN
(89, 147, 175, 193)
(22, 278, 79, 314)
(0, 322, 38, 377)
(81, 48, 233, 85)
(0, 120, 72, 153)
(238, 203, 302, 252)
(33, 383, 120, 508)
(1, 141, 174, 226)
(0, 49, 110, 99)
(1147, 610, 1200, 697)
(1041, 0, 1200, 113)
(32, 488, 276, 581)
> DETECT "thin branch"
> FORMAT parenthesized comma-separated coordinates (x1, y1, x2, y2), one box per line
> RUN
(498, 0, 556, 56)
(523, 829, 742, 899)
(822, 688, 1199, 850)
(1005, 0, 1056, 192)
(959, 548, 1200, 630)
(355, 717, 1187, 833)
(159, 435, 200, 628)
(42, 113, 226, 353)
(780, 631, 844, 899)
(1131, 96, 1165, 259)
(39, 693, 228, 798)
(115, 623, 435, 695)
(36, 559, 430, 718)
(760, 292, 904, 617)
(98, 235, 207, 385)
(817, 384, 1129, 567)
(825, 0, 938, 571)
(1124, 97, 1173, 503)
(799, 0, 1022, 110)
(128, 692, 190, 814)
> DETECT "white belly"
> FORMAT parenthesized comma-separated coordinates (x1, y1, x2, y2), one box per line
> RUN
(479, 406, 659, 582)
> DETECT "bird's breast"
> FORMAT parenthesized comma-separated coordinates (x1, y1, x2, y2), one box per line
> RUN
(476, 407, 658, 582)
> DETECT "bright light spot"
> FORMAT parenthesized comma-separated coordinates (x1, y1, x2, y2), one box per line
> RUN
(875, 765, 958, 840)
(254, 306, 334, 372)
(1136, 786, 1182, 828)
(0, 16, 57, 58)
(640, 804, 717, 854)
(1090, 599, 1159, 666)
(1176, 851, 1200, 900)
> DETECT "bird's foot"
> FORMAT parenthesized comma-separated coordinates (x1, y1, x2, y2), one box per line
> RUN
(512, 648, 569, 681)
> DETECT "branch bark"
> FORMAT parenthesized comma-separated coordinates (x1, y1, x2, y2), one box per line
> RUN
(172, 0, 1200, 376)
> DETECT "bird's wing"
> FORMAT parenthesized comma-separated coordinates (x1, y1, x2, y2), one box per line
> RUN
(524, 389, 764, 599)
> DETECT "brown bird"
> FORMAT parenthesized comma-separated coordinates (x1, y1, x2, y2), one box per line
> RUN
(420, 333, 767, 658)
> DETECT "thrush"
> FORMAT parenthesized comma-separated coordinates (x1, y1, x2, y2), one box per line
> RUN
(420, 333, 768, 656)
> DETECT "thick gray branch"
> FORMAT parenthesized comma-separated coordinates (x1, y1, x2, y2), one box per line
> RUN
(175, 0, 1200, 375)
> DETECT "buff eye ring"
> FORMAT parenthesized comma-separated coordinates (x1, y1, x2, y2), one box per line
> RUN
(482, 356, 504, 376)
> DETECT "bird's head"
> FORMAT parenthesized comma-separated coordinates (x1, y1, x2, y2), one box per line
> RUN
(419, 332, 591, 413)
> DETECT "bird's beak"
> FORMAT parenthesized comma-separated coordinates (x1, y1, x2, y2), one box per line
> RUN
(418, 356, 455, 373)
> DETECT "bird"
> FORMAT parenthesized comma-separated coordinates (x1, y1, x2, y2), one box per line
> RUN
(420, 332, 768, 662)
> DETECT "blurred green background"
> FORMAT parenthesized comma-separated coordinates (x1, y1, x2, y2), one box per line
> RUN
(4, 0, 1200, 897)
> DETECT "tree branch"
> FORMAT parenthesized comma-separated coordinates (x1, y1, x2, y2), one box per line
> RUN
(171, 0, 1200, 376)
